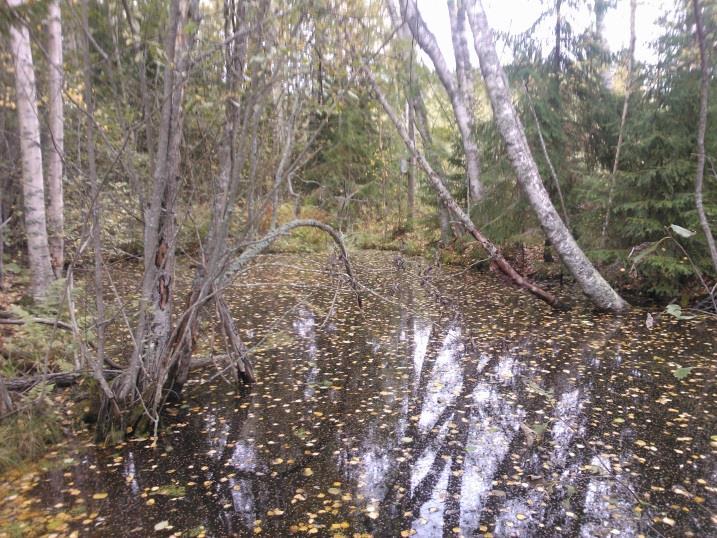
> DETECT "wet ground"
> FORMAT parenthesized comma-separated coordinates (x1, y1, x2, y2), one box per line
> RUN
(1, 251, 715, 537)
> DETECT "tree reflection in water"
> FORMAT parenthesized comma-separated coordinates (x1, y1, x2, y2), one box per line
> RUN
(13, 252, 716, 537)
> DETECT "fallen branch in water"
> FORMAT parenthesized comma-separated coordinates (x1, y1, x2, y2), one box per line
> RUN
(4, 356, 234, 393)
(363, 65, 567, 310)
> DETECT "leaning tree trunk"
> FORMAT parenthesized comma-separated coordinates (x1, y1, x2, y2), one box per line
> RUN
(385, 0, 453, 242)
(692, 0, 717, 275)
(465, 0, 628, 312)
(365, 66, 566, 309)
(46, 0, 64, 277)
(8, 0, 55, 302)
(400, 0, 483, 203)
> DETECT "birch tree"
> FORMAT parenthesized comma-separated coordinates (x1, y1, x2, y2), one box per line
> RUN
(691, 0, 717, 274)
(399, 0, 483, 205)
(463, 0, 627, 312)
(8, 0, 54, 301)
(46, 0, 64, 276)
(365, 66, 565, 309)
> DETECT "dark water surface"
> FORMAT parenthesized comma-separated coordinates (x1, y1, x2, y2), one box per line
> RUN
(3, 252, 716, 537)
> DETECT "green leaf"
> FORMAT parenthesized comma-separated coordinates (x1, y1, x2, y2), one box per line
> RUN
(672, 366, 693, 380)
(669, 224, 695, 238)
(665, 304, 695, 320)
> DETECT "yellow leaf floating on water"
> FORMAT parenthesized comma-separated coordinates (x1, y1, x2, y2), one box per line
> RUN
(154, 520, 171, 531)
(267, 508, 285, 516)
(302, 468, 313, 477)
(92, 493, 108, 500)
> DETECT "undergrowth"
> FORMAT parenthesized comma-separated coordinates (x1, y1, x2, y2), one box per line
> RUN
(0, 399, 63, 473)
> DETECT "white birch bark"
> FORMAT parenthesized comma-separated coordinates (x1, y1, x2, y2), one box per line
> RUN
(8, 1, 54, 301)
(465, 0, 628, 312)
(692, 0, 717, 274)
(365, 65, 565, 309)
(46, 0, 64, 276)
(447, 0, 481, 203)
(401, 0, 483, 202)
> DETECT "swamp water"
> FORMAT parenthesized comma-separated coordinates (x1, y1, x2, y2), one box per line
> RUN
(1, 251, 715, 537)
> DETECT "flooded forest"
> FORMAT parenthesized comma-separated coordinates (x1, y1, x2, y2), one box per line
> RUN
(0, 0, 715, 537)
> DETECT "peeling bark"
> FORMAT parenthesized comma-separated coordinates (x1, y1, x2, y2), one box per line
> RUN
(106, 0, 201, 435)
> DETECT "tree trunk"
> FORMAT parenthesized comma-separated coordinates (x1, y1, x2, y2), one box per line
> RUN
(465, 0, 628, 312)
(602, 0, 636, 243)
(8, 0, 55, 302)
(386, 0, 454, 242)
(448, 0, 481, 205)
(400, 0, 483, 203)
(104, 0, 201, 439)
(82, 0, 107, 370)
(0, 376, 13, 416)
(691, 0, 717, 274)
(46, 0, 64, 276)
(523, 80, 570, 229)
(365, 65, 566, 309)
(407, 98, 416, 229)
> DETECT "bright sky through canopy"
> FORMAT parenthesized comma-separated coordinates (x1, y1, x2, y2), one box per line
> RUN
(413, 0, 669, 67)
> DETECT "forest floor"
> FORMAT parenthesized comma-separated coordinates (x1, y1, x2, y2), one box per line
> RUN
(0, 251, 715, 537)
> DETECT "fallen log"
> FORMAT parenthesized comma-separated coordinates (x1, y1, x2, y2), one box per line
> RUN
(0, 312, 73, 331)
(5, 356, 231, 392)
